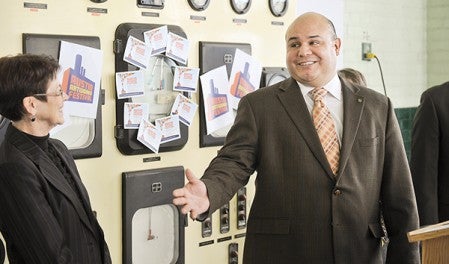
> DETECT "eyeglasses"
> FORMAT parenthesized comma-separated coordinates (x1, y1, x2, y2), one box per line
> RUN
(33, 88, 65, 99)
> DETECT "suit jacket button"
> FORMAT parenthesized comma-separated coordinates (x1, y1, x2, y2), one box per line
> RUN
(333, 189, 342, 196)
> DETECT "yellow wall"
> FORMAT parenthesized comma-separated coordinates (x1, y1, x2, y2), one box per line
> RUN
(0, 1, 296, 263)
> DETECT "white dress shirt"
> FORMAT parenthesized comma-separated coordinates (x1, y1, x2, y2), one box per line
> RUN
(297, 74, 344, 143)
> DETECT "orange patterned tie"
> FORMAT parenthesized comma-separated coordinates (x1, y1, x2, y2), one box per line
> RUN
(311, 87, 340, 175)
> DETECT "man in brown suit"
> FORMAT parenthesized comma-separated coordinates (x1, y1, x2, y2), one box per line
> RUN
(173, 12, 419, 263)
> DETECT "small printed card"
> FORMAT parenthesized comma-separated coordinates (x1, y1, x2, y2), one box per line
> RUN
(155, 115, 181, 144)
(171, 93, 197, 126)
(115, 70, 145, 99)
(173, 66, 200, 92)
(123, 36, 150, 69)
(137, 119, 162, 153)
(166, 32, 190, 65)
(144, 25, 168, 56)
(124, 102, 149, 129)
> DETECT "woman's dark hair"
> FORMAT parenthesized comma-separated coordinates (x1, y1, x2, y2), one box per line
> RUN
(0, 54, 60, 121)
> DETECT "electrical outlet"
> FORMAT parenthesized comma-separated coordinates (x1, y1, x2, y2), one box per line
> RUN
(362, 42, 372, 61)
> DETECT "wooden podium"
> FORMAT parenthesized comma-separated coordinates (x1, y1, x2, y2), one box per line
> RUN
(408, 220, 449, 264)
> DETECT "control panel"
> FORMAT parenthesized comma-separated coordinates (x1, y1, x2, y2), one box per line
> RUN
(201, 216, 213, 238)
(236, 187, 247, 229)
(220, 202, 230, 234)
(228, 243, 239, 264)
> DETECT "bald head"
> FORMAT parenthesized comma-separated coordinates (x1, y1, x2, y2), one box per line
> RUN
(286, 12, 337, 42)
(284, 12, 341, 87)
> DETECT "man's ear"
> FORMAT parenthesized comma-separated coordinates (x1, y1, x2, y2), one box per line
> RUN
(22, 96, 38, 116)
(334, 38, 342, 56)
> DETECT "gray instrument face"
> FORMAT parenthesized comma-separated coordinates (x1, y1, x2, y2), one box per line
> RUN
(230, 0, 251, 14)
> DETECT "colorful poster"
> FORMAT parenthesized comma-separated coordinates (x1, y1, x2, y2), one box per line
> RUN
(124, 102, 149, 129)
(166, 32, 189, 65)
(137, 119, 162, 153)
(200, 65, 234, 135)
(116, 70, 145, 99)
(171, 93, 197, 126)
(228, 49, 262, 110)
(144, 25, 168, 56)
(58, 41, 103, 119)
(155, 115, 181, 144)
(123, 36, 151, 69)
(173, 66, 200, 92)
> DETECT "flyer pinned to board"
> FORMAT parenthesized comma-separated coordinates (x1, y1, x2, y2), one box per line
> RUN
(58, 41, 103, 119)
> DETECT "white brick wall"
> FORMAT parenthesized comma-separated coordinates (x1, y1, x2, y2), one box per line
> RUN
(427, 0, 449, 88)
(341, 0, 426, 107)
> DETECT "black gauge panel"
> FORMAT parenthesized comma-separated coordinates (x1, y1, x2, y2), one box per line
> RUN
(230, 0, 251, 14)
(188, 0, 210, 11)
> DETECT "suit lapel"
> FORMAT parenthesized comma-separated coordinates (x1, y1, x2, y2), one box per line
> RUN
(7, 126, 95, 235)
(277, 78, 336, 179)
(337, 81, 365, 179)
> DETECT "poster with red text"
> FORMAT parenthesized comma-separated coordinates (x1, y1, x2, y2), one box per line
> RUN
(58, 41, 103, 119)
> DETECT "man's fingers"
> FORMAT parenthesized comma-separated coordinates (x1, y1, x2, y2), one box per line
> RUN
(190, 211, 198, 220)
(172, 188, 185, 197)
(185, 168, 198, 183)
(172, 197, 186, 206)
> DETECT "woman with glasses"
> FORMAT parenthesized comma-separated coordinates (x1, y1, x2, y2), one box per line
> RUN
(0, 54, 111, 264)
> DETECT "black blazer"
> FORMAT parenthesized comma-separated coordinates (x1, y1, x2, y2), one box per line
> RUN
(0, 124, 111, 264)
(411, 81, 449, 225)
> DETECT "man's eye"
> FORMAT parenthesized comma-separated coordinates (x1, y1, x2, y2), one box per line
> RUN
(290, 43, 300, 48)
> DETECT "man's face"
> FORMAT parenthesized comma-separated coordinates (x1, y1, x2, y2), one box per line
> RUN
(285, 14, 341, 87)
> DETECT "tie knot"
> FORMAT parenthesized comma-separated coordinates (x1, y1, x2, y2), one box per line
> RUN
(311, 87, 327, 101)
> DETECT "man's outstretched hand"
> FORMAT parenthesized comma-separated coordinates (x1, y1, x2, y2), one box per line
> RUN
(173, 168, 210, 220)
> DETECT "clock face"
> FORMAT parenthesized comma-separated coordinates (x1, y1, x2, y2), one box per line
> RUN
(188, 0, 210, 11)
(269, 0, 288, 17)
(230, 0, 251, 14)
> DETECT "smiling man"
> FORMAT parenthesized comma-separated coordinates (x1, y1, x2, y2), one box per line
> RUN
(173, 12, 420, 264)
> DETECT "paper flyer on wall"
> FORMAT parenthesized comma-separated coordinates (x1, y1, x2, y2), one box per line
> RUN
(123, 36, 151, 69)
(229, 48, 262, 110)
(137, 119, 162, 153)
(124, 102, 149, 129)
(200, 65, 234, 135)
(155, 114, 181, 144)
(116, 70, 145, 99)
(173, 66, 200, 92)
(171, 93, 197, 126)
(166, 32, 189, 65)
(58, 41, 103, 119)
(143, 25, 168, 56)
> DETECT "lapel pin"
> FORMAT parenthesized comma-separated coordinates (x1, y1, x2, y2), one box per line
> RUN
(357, 98, 363, 103)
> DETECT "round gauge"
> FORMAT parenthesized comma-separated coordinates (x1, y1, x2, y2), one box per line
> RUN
(188, 0, 210, 11)
(230, 0, 251, 14)
(267, 73, 287, 86)
(269, 0, 288, 17)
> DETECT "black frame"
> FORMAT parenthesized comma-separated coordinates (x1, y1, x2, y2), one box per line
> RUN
(260, 67, 290, 87)
(22, 33, 104, 159)
(122, 166, 185, 264)
(268, 0, 288, 17)
(187, 0, 210, 11)
(114, 23, 189, 155)
(230, 0, 251, 14)
(198, 41, 251, 147)
(137, 0, 164, 9)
